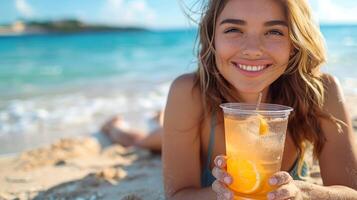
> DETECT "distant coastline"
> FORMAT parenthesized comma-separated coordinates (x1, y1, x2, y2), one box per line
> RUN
(0, 19, 147, 36)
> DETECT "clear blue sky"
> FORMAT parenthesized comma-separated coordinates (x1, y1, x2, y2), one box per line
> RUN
(1, 0, 357, 29)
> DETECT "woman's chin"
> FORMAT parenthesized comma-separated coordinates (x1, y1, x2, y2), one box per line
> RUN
(235, 86, 265, 95)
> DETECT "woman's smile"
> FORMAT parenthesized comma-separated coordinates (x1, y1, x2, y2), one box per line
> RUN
(231, 60, 273, 77)
(214, 0, 292, 96)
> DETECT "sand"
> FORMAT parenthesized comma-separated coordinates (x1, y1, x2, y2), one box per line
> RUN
(0, 95, 356, 200)
(0, 137, 164, 200)
(0, 137, 326, 200)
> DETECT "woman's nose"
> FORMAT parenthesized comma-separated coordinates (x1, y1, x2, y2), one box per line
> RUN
(241, 36, 263, 58)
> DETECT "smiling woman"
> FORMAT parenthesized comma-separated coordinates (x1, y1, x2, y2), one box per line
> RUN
(0, 0, 357, 199)
(162, 0, 357, 199)
(214, 0, 292, 97)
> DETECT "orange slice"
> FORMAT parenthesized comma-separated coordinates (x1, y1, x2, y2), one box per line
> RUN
(258, 116, 269, 135)
(227, 159, 262, 194)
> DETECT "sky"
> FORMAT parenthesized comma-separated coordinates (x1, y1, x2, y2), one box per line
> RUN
(1, 0, 357, 29)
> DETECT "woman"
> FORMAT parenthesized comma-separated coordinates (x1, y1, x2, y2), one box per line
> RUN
(162, 0, 357, 199)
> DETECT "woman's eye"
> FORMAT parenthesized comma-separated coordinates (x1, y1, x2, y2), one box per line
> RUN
(266, 30, 284, 36)
(224, 28, 242, 34)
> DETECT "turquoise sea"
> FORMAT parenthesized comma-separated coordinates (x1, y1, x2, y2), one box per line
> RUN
(0, 26, 356, 154)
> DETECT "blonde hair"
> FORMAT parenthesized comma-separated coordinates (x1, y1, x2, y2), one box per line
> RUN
(193, 0, 342, 160)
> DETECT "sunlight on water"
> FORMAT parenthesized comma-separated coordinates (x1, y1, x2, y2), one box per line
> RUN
(0, 26, 356, 154)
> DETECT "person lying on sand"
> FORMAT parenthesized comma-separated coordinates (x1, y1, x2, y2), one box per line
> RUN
(101, 111, 164, 153)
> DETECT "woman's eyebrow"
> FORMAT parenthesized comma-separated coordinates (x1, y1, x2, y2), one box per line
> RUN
(264, 20, 288, 27)
(219, 18, 246, 25)
(219, 18, 288, 27)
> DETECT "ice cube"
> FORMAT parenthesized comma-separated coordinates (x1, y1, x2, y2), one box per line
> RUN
(257, 134, 284, 161)
(245, 116, 261, 135)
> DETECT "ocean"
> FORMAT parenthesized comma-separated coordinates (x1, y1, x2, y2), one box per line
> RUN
(0, 26, 356, 154)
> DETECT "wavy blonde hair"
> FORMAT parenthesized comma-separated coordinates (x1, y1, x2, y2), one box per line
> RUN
(193, 0, 341, 159)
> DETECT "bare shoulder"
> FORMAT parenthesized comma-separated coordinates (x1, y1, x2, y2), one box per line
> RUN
(320, 72, 349, 130)
(321, 73, 345, 107)
(170, 73, 198, 95)
(164, 73, 203, 131)
(318, 73, 357, 187)
(163, 73, 205, 194)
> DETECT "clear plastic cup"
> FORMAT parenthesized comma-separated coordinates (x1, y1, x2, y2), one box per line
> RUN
(220, 103, 293, 200)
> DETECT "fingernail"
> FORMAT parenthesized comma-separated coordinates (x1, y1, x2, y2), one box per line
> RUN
(224, 176, 232, 184)
(267, 192, 275, 200)
(269, 177, 278, 185)
(217, 159, 222, 166)
(224, 192, 231, 199)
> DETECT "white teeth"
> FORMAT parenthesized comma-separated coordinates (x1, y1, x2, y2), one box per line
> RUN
(237, 64, 266, 72)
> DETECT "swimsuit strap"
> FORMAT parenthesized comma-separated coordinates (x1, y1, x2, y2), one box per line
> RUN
(201, 110, 217, 187)
(205, 110, 216, 171)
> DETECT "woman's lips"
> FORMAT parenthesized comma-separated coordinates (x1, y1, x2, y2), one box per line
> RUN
(231, 62, 272, 76)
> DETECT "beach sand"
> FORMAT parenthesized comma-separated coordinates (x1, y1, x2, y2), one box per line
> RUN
(0, 96, 356, 200)
(0, 137, 164, 200)
(0, 137, 325, 200)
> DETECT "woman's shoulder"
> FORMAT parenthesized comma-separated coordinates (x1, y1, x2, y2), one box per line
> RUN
(171, 72, 198, 89)
(321, 73, 340, 87)
(317, 76, 357, 187)
(169, 73, 201, 100)
(165, 73, 203, 120)
(319, 73, 349, 129)
(320, 73, 345, 105)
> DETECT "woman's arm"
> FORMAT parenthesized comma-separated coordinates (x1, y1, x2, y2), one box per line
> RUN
(294, 181, 357, 199)
(266, 74, 357, 200)
(162, 74, 216, 200)
(166, 188, 216, 200)
(318, 74, 357, 190)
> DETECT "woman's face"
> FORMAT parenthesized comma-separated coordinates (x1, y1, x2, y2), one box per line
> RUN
(214, 0, 293, 98)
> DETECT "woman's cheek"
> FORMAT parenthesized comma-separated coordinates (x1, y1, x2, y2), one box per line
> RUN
(265, 42, 291, 61)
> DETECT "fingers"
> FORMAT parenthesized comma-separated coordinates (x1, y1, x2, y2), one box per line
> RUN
(267, 183, 298, 200)
(214, 155, 227, 168)
(269, 171, 293, 186)
(268, 172, 299, 200)
(212, 180, 234, 200)
(212, 155, 234, 200)
(212, 166, 233, 185)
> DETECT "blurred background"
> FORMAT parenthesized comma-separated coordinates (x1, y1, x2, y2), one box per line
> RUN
(0, 0, 356, 155)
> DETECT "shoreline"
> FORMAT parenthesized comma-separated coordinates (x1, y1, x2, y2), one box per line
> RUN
(0, 91, 356, 156)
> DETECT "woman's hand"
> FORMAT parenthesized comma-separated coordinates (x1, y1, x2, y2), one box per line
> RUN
(211, 155, 305, 200)
(211, 155, 234, 200)
(267, 171, 304, 200)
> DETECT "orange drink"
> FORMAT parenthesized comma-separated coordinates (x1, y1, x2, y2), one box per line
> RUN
(220, 103, 293, 199)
